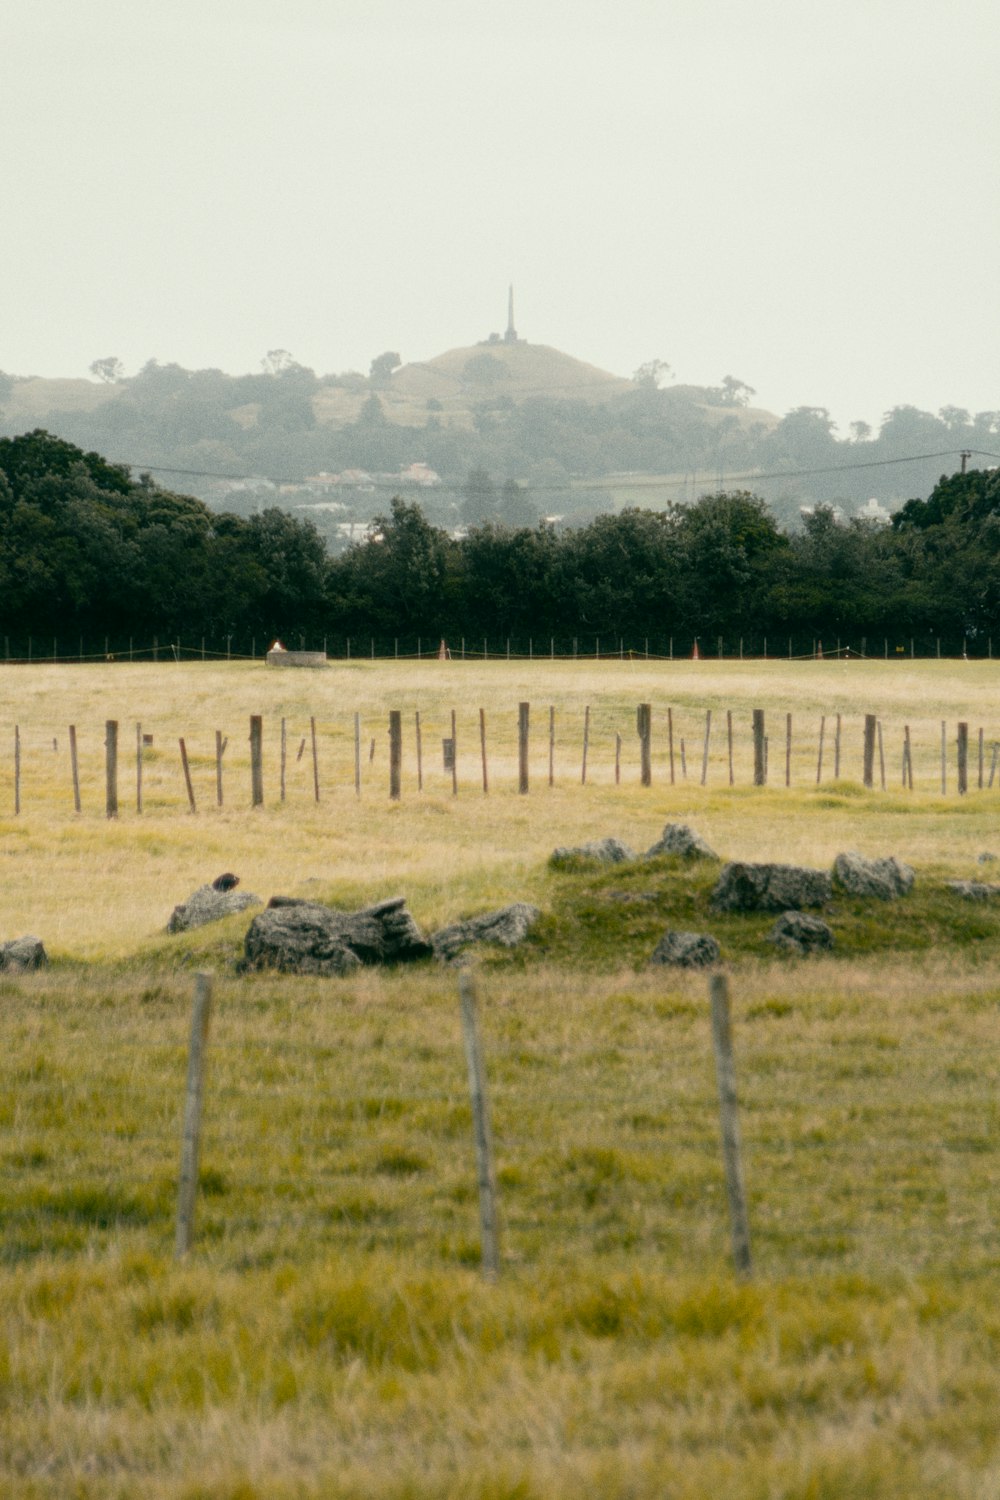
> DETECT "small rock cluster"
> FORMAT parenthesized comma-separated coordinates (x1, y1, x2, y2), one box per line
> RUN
(168, 882, 262, 933)
(0, 936, 47, 972)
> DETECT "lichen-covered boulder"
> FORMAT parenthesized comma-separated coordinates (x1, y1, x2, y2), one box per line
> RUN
(549, 838, 636, 869)
(768, 911, 834, 955)
(167, 883, 262, 933)
(0, 936, 47, 972)
(710, 862, 831, 913)
(644, 823, 718, 861)
(649, 930, 721, 968)
(832, 851, 914, 900)
(242, 896, 432, 975)
(946, 880, 1000, 901)
(432, 903, 541, 964)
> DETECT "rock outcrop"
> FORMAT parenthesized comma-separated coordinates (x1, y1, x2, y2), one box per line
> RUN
(0, 936, 47, 972)
(832, 851, 914, 900)
(946, 880, 1000, 901)
(644, 823, 717, 861)
(710, 862, 832, 913)
(649, 930, 721, 968)
(168, 883, 261, 933)
(242, 896, 432, 975)
(768, 911, 834, 955)
(549, 838, 636, 868)
(431, 903, 541, 964)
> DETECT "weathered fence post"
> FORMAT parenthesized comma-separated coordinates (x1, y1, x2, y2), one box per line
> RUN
(389, 710, 402, 800)
(175, 971, 213, 1259)
(752, 709, 766, 786)
(957, 721, 968, 796)
(479, 708, 489, 794)
(708, 974, 753, 1279)
(615, 732, 622, 784)
(310, 717, 320, 802)
(105, 720, 118, 819)
(69, 725, 81, 813)
(637, 702, 652, 787)
(458, 971, 501, 1281)
(863, 714, 876, 789)
(978, 727, 984, 790)
(903, 725, 913, 790)
(877, 720, 886, 791)
(179, 739, 196, 812)
(249, 715, 263, 806)
(518, 702, 529, 794)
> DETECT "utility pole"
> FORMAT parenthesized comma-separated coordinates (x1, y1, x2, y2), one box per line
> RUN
(960, 450, 972, 474)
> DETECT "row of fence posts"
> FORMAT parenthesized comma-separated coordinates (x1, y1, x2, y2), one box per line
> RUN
(8, 708, 999, 815)
(174, 969, 752, 1280)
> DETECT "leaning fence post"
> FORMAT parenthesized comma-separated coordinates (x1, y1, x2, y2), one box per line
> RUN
(637, 702, 652, 786)
(69, 725, 81, 813)
(175, 972, 213, 1259)
(957, 721, 968, 796)
(249, 715, 263, 806)
(863, 714, 876, 788)
(179, 738, 197, 813)
(458, 971, 501, 1280)
(105, 719, 119, 819)
(708, 973, 752, 1279)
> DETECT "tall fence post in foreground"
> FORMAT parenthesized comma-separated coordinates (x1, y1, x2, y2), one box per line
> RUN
(389, 710, 402, 800)
(957, 721, 968, 796)
(752, 709, 766, 786)
(179, 739, 196, 813)
(708, 973, 752, 1279)
(249, 716, 263, 806)
(458, 971, 501, 1281)
(518, 702, 530, 794)
(105, 720, 118, 819)
(862, 714, 877, 789)
(69, 725, 81, 813)
(175, 971, 213, 1260)
(638, 702, 652, 787)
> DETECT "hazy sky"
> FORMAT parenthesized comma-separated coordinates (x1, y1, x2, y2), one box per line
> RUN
(2, 0, 997, 432)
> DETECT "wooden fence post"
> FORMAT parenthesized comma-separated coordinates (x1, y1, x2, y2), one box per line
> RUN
(105, 720, 118, 819)
(989, 742, 1000, 789)
(389, 710, 402, 800)
(752, 709, 766, 786)
(310, 717, 320, 802)
(708, 974, 753, 1279)
(479, 708, 489, 794)
(700, 709, 711, 786)
(903, 725, 913, 790)
(458, 971, 501, 1281)
(816, 715, 826, 784)
(249, 715, 263, 806)
(581, 706, 590, 785)
(175, 971, 213, 1260)
(637, 703, 652, 787)
(877, 720, 886, 791)
(69, 725, 81, 813)
(415, 711, 423, 792)
(863, 714, 876, 789)
(215, 731, 226, 807)
(957, 721, 968, 796)
(518, 702, 529, 794)
(978, 728, 984, 790)
(179, 739, 196, 813)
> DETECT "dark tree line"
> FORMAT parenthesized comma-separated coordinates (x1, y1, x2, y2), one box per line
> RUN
(2, 430, 999, 656)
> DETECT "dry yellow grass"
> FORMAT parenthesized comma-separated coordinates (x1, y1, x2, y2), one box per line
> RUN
(1, 657, 998, 957)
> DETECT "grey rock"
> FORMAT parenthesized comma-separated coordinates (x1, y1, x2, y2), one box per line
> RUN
(711, 862, 832, 913)
(650, 930, 721, 968)
(645, 822, 718, 861)
(832, 851, 914, 900)
(977, 852, 998, 864)
(0, 936, 47, 972)
(168, 883, 262, 933)
(242, 895, 432, 975)
(768, 911, 834, 955)
(549, 837, 636, 868)
(946, 880, 1000, 901)
(432, 902, 541, 964)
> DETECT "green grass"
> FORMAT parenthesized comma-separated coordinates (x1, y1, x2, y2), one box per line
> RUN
(3, 662, 1000, 1496)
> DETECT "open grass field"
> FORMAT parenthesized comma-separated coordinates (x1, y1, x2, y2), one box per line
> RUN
(2, 659, 1000, 1498)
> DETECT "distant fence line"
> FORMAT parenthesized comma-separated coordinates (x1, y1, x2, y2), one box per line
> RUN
(5, 704, 999, 817)
(0, 631, 998, 665)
